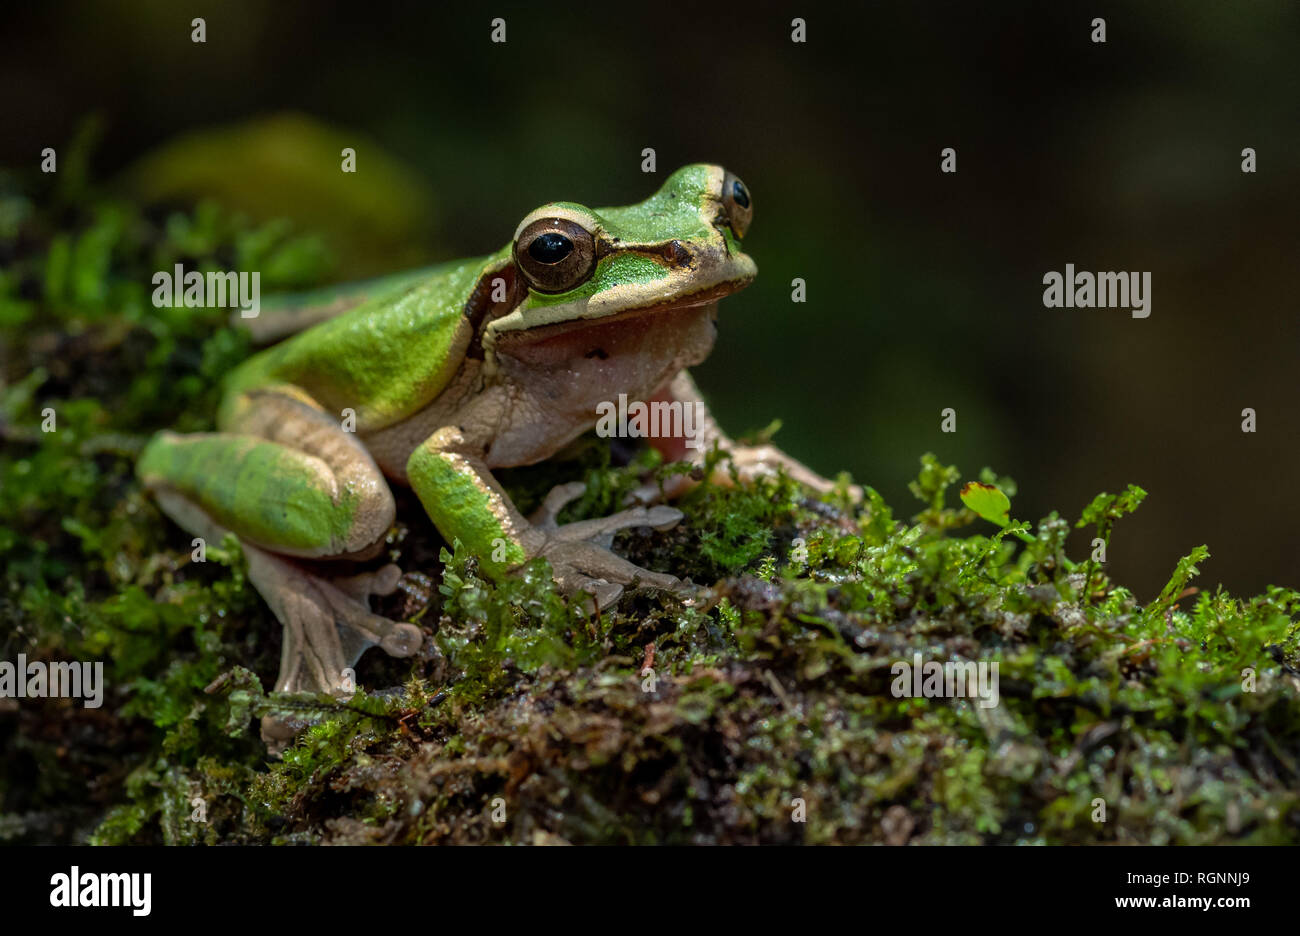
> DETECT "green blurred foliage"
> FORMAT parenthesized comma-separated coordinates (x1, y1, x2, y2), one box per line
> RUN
(119, 113, 440, 279)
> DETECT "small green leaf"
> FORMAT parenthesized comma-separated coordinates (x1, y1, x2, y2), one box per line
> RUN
(1076, 484, 1147, 529)
(961, 481, 1011, 527)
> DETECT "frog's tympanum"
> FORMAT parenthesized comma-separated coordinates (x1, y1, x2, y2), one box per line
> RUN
(138, 165, 837, 745)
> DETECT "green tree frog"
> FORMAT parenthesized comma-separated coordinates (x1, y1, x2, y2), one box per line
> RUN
(137, 164, 837, 743)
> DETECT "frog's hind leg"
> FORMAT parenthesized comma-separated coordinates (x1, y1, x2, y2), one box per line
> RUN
(138, 390, 421, 747)
(644, 370, 861, 500)
(149, 487, 415, 684)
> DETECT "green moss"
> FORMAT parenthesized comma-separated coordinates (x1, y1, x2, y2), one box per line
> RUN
(3, 129, 1299, 845)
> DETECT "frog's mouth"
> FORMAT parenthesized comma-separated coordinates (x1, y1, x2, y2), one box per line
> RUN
(492, 297, 723, 381)
(480, 270, 750, 376)
(493, 280, 736, 349)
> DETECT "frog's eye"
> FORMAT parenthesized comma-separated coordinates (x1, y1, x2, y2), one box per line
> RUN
(514, 218, 597, 293)
(722, 172, 753, 239)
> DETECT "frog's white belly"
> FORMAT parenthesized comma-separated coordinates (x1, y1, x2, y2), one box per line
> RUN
(485, 303, 717, 466)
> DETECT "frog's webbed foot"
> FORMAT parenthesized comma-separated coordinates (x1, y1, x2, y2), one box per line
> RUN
(527, 481, 686, 611)
(244, 545, 422, 748)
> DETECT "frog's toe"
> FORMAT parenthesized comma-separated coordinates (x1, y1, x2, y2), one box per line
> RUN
(721, 444, 864, 502)
(333, 562, 403, 601)
(531, 481, 590, 528)
(527, 483, 686, 608)
(548, 504, 683, 547)
(559, 573, 624, 613)
(315, 575, 421, 660)
(625, 474, 700, 506)
(540, 538, 684, 611)
(242, 545, 423, 749)
(261, 713, 306, 751)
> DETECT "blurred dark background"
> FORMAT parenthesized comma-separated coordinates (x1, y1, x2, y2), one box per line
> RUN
(2, 0, 1296, 598)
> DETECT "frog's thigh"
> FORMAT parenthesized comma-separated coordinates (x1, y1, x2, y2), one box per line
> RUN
(138, 393, 394, 558)
(647, 370, 728, 462)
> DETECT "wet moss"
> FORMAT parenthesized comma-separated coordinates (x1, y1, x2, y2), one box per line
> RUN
(3, 136, 1299, 845)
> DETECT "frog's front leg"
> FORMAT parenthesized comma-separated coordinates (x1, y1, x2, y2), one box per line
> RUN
(650, 370, 860, 499)
(138, 389, 422, 747)
(407, 426, 683, 610)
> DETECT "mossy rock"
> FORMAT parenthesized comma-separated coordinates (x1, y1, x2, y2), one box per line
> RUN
(2, 133, 1298, 846)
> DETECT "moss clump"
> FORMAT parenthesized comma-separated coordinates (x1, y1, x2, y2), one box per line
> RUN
(3, 136, 1299, 845)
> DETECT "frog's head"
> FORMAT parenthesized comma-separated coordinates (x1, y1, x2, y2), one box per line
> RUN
(480, 164, 755, 371)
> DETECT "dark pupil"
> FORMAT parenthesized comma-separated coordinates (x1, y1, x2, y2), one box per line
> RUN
(731, 180, 750, 209)
(529, 232, 574, 264)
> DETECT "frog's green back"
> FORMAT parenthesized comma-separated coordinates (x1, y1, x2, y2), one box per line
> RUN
(222, 253, 500, 431)
(242, 263, 451, 343)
